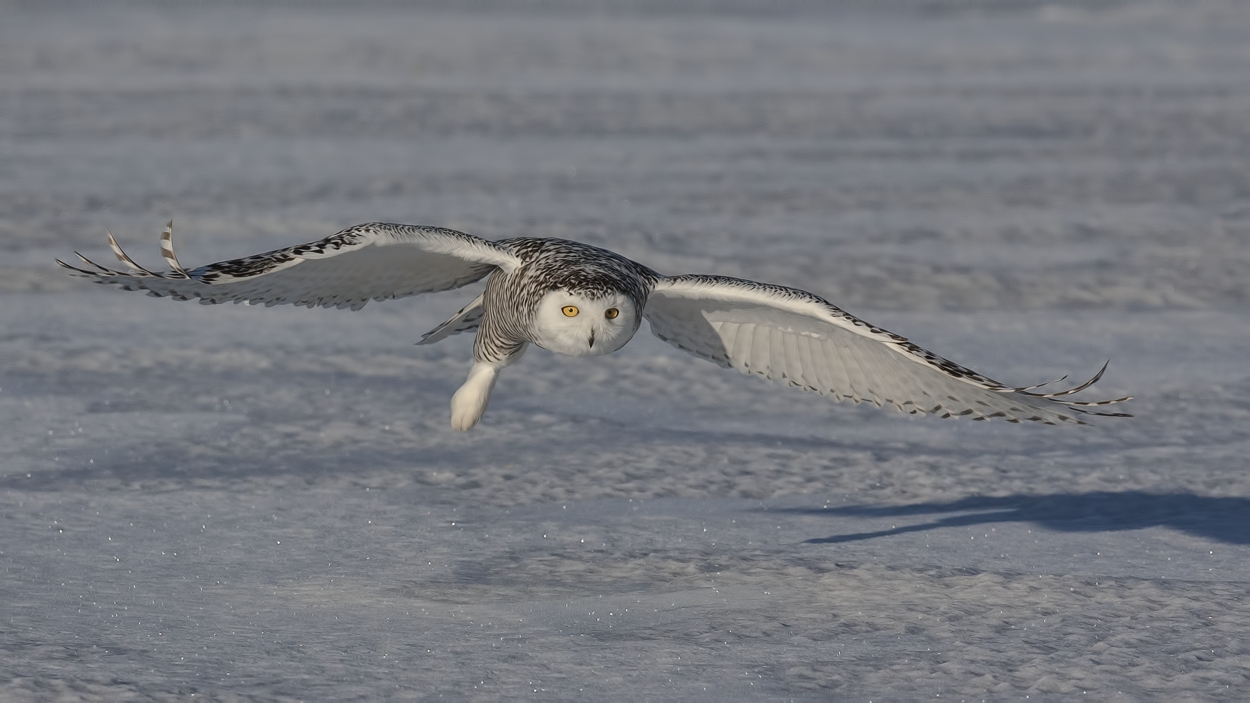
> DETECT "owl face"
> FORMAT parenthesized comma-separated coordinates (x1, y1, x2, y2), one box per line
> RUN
(531, 289, 640, 357)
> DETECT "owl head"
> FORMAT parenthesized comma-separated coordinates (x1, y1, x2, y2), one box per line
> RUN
(530, 288, 641, 357)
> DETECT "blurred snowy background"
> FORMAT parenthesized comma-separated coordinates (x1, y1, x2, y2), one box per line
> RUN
(2, 1, 1249, 699)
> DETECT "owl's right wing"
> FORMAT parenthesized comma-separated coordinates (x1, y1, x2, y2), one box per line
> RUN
(58, 222, 521, 311)
(644, 274, 1131, 425)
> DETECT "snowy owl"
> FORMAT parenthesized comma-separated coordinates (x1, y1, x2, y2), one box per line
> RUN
(59, 222, 1131, 430)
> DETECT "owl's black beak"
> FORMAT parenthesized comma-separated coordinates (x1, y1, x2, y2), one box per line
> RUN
(588, 331, 596, 348)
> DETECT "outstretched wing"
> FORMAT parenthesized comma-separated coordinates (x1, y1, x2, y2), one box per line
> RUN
(58, 221, 520, 311)
(644, 274, 1131, 425)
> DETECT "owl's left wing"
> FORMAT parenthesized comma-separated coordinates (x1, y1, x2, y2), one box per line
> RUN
(58, 222, 520, 311)
(644, 274, 1131, 425)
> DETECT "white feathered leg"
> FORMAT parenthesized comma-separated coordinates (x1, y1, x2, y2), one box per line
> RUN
(450, 363, 499, 431)
(450, 344, 526, 431)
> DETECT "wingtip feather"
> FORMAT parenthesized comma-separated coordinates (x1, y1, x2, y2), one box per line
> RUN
(103, 228, 164, 276)
(56, 258, 97, 276)
(159, 220, 190, 276)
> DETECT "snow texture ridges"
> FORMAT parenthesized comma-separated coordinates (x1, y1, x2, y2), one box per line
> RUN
(3, 1, 1250, 700)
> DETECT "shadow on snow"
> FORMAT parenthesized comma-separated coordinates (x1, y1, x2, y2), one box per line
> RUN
(789, 492, 1250, 546)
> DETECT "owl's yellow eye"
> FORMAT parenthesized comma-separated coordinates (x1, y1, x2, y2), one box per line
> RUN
(604, 308, 619, 320)
(562, 305, 579, 317)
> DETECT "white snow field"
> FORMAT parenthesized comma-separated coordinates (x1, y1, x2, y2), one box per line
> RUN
(3, 1, 1250, 700)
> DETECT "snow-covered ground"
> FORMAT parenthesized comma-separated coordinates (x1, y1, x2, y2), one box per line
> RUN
(3, 1, 1250, 699)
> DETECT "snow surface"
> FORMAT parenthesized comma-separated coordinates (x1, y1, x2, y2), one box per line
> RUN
(3, 1, 1250, 699)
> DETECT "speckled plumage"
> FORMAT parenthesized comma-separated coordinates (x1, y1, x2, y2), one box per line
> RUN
(59, 221, 1132, 430)
(472, 238, 658, 363)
